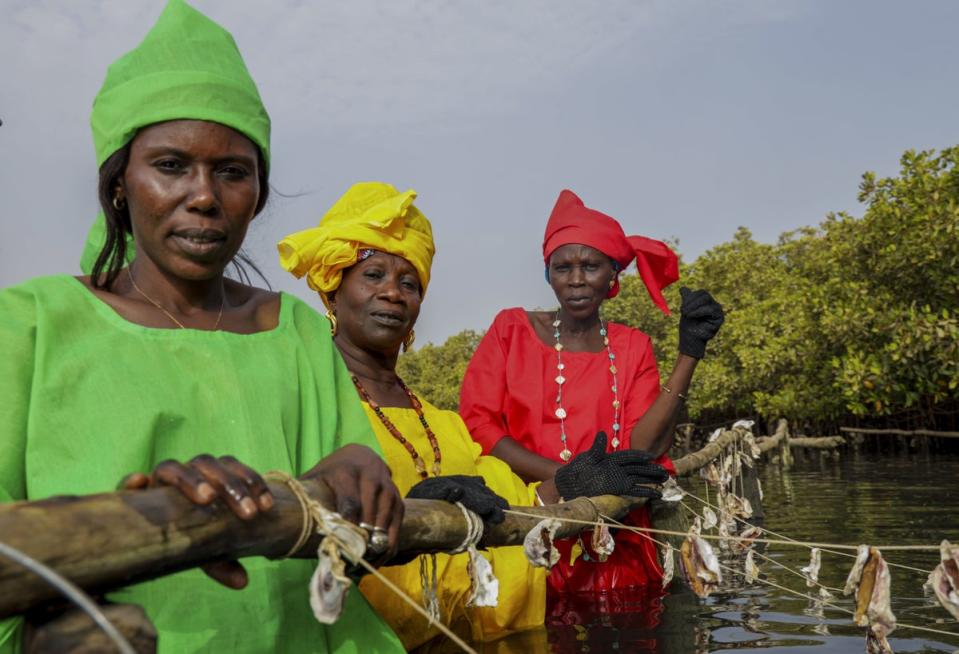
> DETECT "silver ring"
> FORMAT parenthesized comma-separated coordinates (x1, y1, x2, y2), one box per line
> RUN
(369, 529, 389, 554)
(358, 522, 375, 533)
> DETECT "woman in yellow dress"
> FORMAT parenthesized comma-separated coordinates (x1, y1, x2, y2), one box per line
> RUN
(278, 182, 669, 650)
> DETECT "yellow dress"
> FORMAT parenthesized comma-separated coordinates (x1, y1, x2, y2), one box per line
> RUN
(358, 398, 546, 650)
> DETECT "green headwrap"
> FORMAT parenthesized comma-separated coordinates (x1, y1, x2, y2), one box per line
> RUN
(80, 0, 271, 275)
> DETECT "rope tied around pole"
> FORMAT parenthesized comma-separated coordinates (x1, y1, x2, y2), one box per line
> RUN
(265, 471, 479, 653)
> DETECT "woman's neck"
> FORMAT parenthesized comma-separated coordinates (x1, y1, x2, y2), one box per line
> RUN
(557, 308, 601, 335)
(126, 257, 225, 314)
(334, 336, 415, 409)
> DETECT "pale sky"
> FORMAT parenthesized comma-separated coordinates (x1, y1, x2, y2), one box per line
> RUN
(2, 1, 957, 345)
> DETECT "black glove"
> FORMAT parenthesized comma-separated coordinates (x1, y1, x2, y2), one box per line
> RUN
(678, 287, 724, 359)
(407, 475, 508, 526)
(554, 432, 669, 500)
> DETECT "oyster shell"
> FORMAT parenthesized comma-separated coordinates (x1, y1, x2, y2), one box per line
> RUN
(734, 526, 763, 552)
(725, 494, 753, 520)
(590, 523, 615, 562)
(927, 539, 959, 620)
(466, 548, 499, 608)
(801, 548, 822, 588)
(702, 506, 718, 531)
(309, 537, 352, 624)
(661, 544, 675, 589)
(523, 518, 562, 569)
(845, 546, 896, 638)
(680, 529, 722, 598)
(661, 477, 685, 503)
(744, 549, 759, 585)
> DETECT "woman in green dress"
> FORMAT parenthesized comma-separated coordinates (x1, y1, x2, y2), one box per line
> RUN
(0, 2, 404, 652)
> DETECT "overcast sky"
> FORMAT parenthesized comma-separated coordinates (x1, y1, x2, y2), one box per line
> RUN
(2, 1, 957, 345)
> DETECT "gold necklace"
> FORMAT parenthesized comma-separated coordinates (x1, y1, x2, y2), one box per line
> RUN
(126, 266, 225, 330)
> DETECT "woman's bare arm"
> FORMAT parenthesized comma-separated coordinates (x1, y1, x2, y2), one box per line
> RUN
(490, 437, 562, 484)
(629, 354, 698, 457)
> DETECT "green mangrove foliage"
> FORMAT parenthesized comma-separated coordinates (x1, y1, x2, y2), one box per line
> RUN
(401, 147, 959, 426)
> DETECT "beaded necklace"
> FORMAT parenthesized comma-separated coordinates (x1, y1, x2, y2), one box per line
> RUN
(553, 311, 622, 461)
(351, 375, 442, 480)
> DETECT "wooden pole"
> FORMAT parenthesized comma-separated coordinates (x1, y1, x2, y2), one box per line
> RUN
(0, 481, 646, 619)
(788, 436, 844, 449)
(672, 429, 740, 476)
(839, 427, 959, 439)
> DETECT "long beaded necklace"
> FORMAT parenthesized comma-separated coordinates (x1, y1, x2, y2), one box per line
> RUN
(351, 375, 442, 480)
(553, 311, 622, 461)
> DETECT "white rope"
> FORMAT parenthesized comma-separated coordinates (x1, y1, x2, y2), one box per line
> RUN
(0, 541, 137, 654)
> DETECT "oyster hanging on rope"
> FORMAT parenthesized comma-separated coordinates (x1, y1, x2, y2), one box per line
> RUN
(523, 518, 562, 569)
(591, 523, 615, 562)
(742, 432, 762, 460)
(702, 506, 718, 531)
(661, 544, 675, 589)
(466, 548, 499, 608)
(700, 462, 722, 487)
(926, 539, 959, 620)
(725, 494, 753, 520)
(308, 506, 369, 625)
(680, 527, 723, 598)
(310, 538, 354, 624)
(744, 549, 760, 585)
(843, 546, 896, 644)
(661, 477, 685, 503)
(734, 526, 763, 553)
(801, 548, 822, 588)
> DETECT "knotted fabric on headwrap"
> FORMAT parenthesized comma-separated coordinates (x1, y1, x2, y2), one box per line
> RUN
(542, 189, 679, 314)
(278, 182, 435, 308)
(80, 0, 271, 275)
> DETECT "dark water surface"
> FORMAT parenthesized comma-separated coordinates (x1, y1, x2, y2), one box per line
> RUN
(470, 450, 959, 653)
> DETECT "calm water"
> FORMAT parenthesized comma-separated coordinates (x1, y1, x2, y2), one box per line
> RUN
(462, 450, 959, 653)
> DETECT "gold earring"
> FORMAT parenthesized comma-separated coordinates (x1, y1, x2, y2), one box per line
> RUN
(609, 278, 616, 289)
(325, 308, 337, 336)
(112, 193, 126, 211)
(402, 329, 415, 352)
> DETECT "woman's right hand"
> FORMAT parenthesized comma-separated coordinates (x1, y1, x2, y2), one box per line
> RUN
(119, 454, 274, 589)
(301, 444, 405, 563)
(553, 432, 668, 500)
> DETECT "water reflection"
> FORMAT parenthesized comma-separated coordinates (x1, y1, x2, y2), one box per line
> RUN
(418, 452, 959, 653)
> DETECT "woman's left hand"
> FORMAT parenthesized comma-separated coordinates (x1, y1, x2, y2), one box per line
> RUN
(407, 475, 509, 527)
(302, 444, 405, 562)
(678, 287, 725, 359)
(120, 455, 274, 589)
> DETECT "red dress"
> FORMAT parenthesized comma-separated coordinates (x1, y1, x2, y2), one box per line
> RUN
(460, 308, 675, 597)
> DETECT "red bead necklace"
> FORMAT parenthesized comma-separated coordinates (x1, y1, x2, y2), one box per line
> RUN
(351, 375, 442, 480)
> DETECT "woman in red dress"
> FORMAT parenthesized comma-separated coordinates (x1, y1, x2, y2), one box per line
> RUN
(460, 189, 724, 607)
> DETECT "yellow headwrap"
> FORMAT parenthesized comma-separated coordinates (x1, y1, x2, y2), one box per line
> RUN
(278, 182, 435, 308)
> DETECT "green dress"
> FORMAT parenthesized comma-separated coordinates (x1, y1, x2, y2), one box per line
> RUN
(0, 275, 403, 653)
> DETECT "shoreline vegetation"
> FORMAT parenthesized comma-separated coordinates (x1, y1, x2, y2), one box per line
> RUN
(399, 146, 959, 436)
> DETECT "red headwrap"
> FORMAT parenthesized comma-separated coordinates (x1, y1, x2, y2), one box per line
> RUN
(542, 189, 679, 314)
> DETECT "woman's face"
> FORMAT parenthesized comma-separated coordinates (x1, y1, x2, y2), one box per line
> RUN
(118, 119, 262, 280)
(548, 243, 616, 321)
(334, 252, 422, 355)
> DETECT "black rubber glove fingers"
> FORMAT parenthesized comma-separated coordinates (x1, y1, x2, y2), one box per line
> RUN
(407, 474, 509, 525)
(679, 286, 725, 359)
(554, 432, 668, 500)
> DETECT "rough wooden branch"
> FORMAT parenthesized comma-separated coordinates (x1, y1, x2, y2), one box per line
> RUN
(788, 436, 844, 449)
(672, 429, 739, 477)
(839, 427, 959, 439)
(755, 418, 790, 454)
(0, 481, 646, 619)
